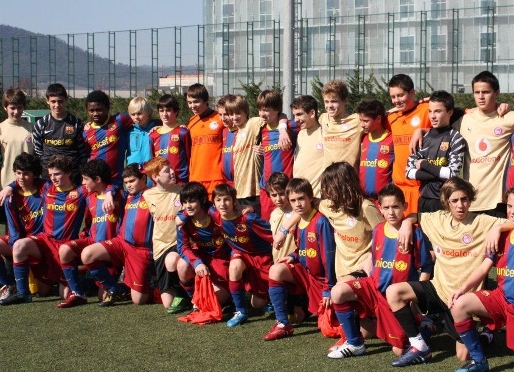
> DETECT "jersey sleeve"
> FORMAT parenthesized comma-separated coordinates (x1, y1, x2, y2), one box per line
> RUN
(317, 217, 337, 297)
(32, 116, 46, 158)
(413, 227, 434, 275)
(247, 213, 273, 243)
(177, 224, 203, 268)
(5, 198, 25, 246)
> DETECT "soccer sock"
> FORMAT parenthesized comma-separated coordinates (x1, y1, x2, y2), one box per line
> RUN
(228, 279, 247, 314)
(61, 262, 84, 296)
(84, 261, 118, 293)
(13, 261, 30, 296)
(455, 318, 486, 364)
(0, 258, 11, 286)
(268, 279, 289, 325)
(333, 302, 362, 346)
(393, 305, 428, 351)
(180, 279, 194, 299)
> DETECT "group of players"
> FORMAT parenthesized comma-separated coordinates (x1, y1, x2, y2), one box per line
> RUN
(0, 69, 513, 372)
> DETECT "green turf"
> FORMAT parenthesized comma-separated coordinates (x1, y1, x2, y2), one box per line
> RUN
(0, 297, 513, 372)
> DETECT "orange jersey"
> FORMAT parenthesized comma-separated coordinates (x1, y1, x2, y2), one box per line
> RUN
(187, 109, 224, 183)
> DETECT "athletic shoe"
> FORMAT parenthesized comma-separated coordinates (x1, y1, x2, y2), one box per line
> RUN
(98, 290, 123, 307)
(0, 292, 32, 305)
(226, 311, 248, 327)
(264, 322, 294, 341)
(454, 359, 489, 372)
(479, 328, 494, 347)
(391, 346, 432, 367)
(0, 285, 16, 301)
(327, 340, 366, 359)
(57, 292, 87, 308)
(328, 337, 347, 352)
(167, 297, 192, 314)
(262, 303, 274, 313)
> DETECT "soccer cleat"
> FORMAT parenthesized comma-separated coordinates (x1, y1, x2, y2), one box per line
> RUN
(327, 340, 366, 359)
(0, 292, 32, 305)
(454, 359, 489, 372)
(262, 303, 274, 313)
(479, 328, 494, 347)
(391, 346, 432, 367)
(0, 285, 17, 301)
(98, 290, 123, 307)
(167, 297, 192, 314)
(226, 311, 248, 327)
(57, 292, 87, 308)
(264, 321, 294, 341)
(328, 337, 347, 352)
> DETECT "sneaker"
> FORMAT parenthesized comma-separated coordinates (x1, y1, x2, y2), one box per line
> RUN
(327, 340, 366, 359)
(98, 290, 123, 307)
(0, 285, 17, 301)
(262, 303, 274, 313)
(57, 292, 87, 308)
(479, 328, 494, 347)
(264, 321, 294, 341)
(226, 311, 248, 327)
(328, 337, 347, 352)
(0, 292, 32, 305)
(167, 297, 192, 314)
(454, 359, 489, 372)
(391, 346, 432, 367)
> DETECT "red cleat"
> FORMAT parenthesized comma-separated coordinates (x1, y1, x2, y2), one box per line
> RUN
(264, 321, 294, 341)
(57, 292, 87, 308)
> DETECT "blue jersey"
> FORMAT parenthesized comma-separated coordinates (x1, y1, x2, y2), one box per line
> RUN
(84, 190, 122, 242)
(119, 190, 153, 249)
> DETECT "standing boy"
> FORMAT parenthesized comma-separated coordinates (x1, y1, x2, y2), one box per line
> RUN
(218, 95, 237, 187)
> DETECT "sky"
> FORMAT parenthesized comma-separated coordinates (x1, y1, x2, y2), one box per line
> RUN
(1, 0, 204, 35)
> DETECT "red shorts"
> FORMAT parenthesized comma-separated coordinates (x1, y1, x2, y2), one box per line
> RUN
(285, 262, 323, 315)
(29, 233, 67, 286)
(259, 189, 274, 221)
(101, 237, 153, 294)
(347, 277, 407, 348)
(231, 251, 271, 300)
(475, 288, 514, 350)
(65, 237, 95, 258)
(0, 235, 9, 244)
(200, 256, 229, 292)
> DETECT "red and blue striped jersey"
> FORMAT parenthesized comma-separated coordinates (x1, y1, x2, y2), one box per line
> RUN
(496, 232, 514, 304)
(83, 113, 132, 185)
(359, 130, 394, 199)
(149, 125, 192, 184)
(259, 121, 299, 189)
(83, 190, 122, 242)
(370, 221, 433, 294)
(222, 127, 237, 185)
(177, 214, 231, 268)
(5, 178, 47, 246)
(291, 209, 336, 297)
(119, 190, 153, 249)
(209, 207, 272, 255)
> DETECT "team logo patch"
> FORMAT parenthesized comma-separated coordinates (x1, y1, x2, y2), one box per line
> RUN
(375, 244, 381, 251)
(174, 200, 181, 207)
(439, 142, 449, 151)
(108, 123, 117, 131)
(170, 146, 178, 154)
(209, 121, 219, 130)
(434, 246, 442, 256)
(108, 135, 117, 143)
(411, 116, 421, 128)
(307, 232, 316, 242)
(171, 134, 180, 141)
(65, 125, 75, 135)
(238, 236, 249, 244)
(66, 204, 76, 212)
(377, 159, 388, 169)
(352, 281, 362, 290)
(108, 215, 118, 223)
(475, 138, 491, 155)
(240, 131, 247, 139)
(347, 217, 356, 227)
(25, 135, 32, 143)
(236, 224, 247, 232)
(316, 142, 323, 150)
(139, 201, 148, 209)
(394, 260, 408, 271)
(493, 127, 503, 136)
(68, 190, 78, 199)
(65, 139, 74, 146)
(306, 248, 317, 258)
(461, 233, 473, 244)
(380, 145, 390, 154)
(342, 124, 349, 131)
(285, 212, 292, 219)
(215, 237, 225, 246)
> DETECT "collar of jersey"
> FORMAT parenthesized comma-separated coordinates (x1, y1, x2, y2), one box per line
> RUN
(298, 208, 317, 229)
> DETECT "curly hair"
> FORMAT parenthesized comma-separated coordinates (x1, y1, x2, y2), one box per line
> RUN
(321, 162, 364, 217)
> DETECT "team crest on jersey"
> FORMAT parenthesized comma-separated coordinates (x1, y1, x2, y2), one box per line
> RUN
(25, 135, 32, 143)
(171, 134, 180, 141)
(493, 127, 503, 136)
(394, 260, 408, 271)
(108, 123, 117, 131)
(316, 143, 323, 150)
(342, 124, 349, 131)
(380, 145, 390, 154)
(215, 237, 225, 246)
(174, 199, 181, 207)
(307, 232, 316, 242)
(238, 236, 249, 244)
(236, 224, 247, 232)
(377, 159, 388, 169)
(209, 121, 219, 130)
(397, 243, 409, 254)
(475, 138, 491, 155)
(68, 190, 78, 199)
(65, 125, 75, 135)
(461, 233, 473, 244)
(240, 131, 247, 139)
(285, 212, 292, 219)
(347, 217, 356, 227)
(439, 142, 449, 151)
(410, 116, 421, 128)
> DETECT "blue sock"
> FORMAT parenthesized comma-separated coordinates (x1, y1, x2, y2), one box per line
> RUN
(268, 280, 289, 325)
(0, 258, 13, 286)
(13, 261, 30, 296)
(334, 303, 362, 346)
(86, 262, 118, 293)
(62, 265, 84, 296)
(229, 280, 247, 314)
(455, 319, 486, 364)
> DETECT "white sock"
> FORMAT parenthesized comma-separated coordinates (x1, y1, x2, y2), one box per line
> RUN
(408, 334, 429, 352)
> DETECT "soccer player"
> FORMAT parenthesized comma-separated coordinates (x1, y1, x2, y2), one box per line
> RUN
(290, 95, 324, 198)
(142, 157, 187, 312)
(264, 178, 336, 341)
(56, 159, 122, 308)
(387, 177, 514, 367)
(406, 90, 466, 212)
(150, 94, 191, 185)
(327, 183, 433, 359)
(32, 83, 87, 184)
(81, 164, 153, 306)
(83, 90, 133, 186)
(218, 95, 237, 187)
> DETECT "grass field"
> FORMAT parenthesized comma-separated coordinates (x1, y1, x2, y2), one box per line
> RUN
(1, 294, 513, 372)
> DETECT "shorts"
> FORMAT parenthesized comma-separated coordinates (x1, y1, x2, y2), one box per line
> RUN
(475, 288, 514, 350)
(231, 251, 271, 300)
(65, 237, 95, 258)
(29, 233, 67, 286)
(346, 277, 407, 348)
(154, 246, 185, 296)
(285, 262, 323, 315)
(410, 280, 459, 340)
(198, 255, 229, 292)
(101, 237, 153, 294)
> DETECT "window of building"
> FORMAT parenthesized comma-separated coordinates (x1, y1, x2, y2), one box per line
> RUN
(430, 34, 447, 62)
(327, 0, 340, 18)
(400, 0, 414, 19)
(481, 0, 495, 15)
(355, 0, 369, 15)
(400, 35, 414, 63)
(431, 0, 446, 18)
(260, 0, 272, 28)
(222, 0, 234, 24)
(260, 42, 273, 68)
(480, 32, 495, 62)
